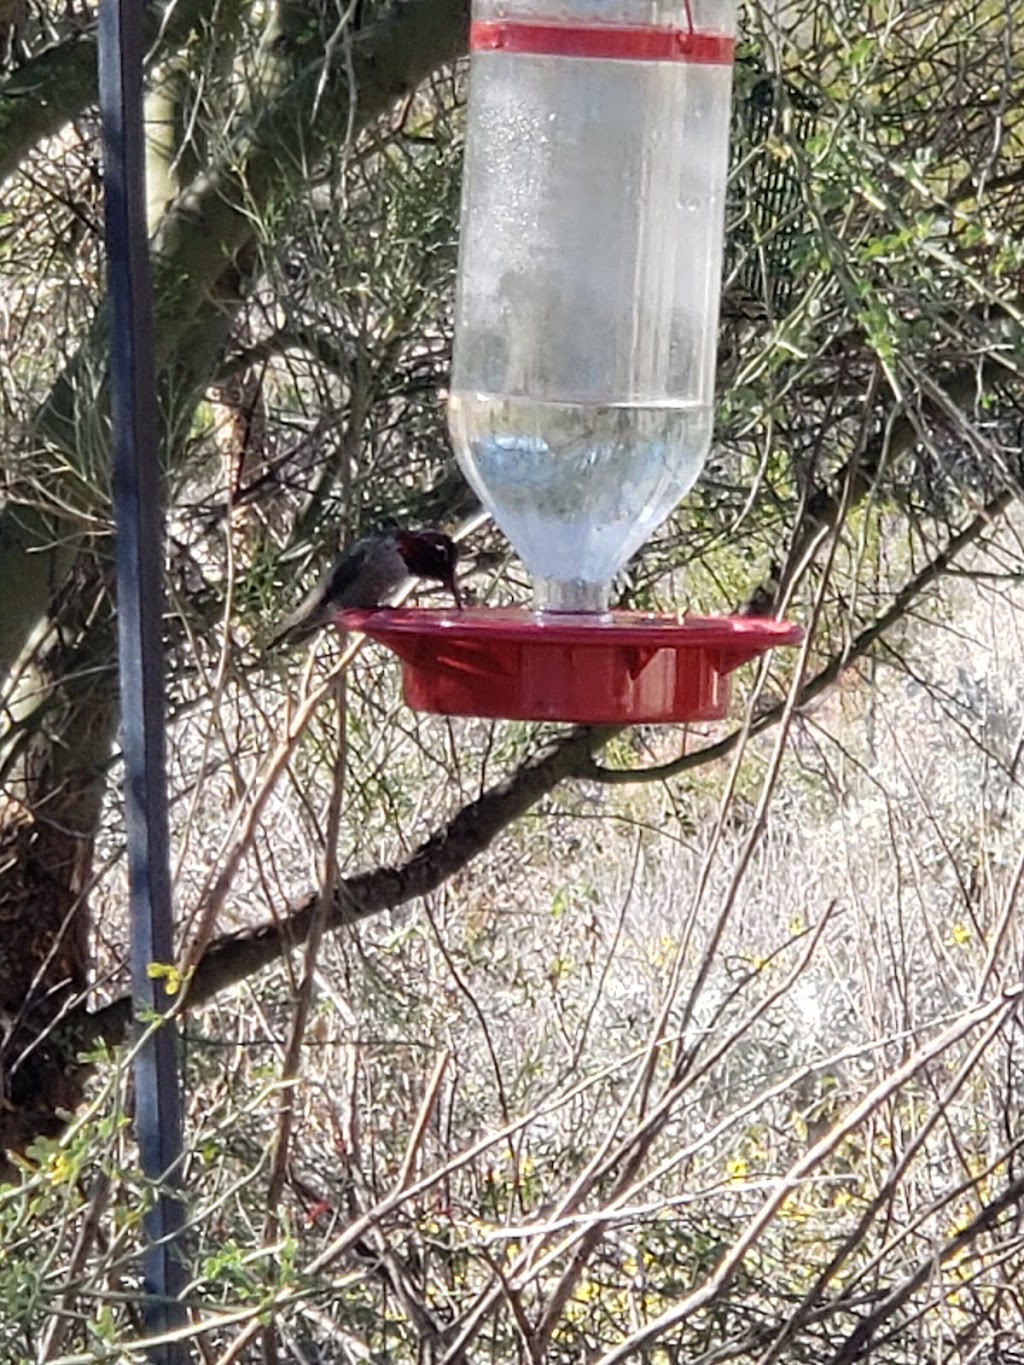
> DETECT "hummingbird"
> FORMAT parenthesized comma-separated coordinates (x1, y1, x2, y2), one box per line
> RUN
(270, 528, 462, 647)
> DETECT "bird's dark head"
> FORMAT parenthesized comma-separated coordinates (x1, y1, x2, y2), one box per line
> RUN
(396, 529, 462, 607)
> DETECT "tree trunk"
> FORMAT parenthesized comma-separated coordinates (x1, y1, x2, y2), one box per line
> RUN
(0, 557, 115, 1174)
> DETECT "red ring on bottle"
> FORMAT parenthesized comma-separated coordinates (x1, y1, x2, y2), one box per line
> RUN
(470, 20, 734, 64)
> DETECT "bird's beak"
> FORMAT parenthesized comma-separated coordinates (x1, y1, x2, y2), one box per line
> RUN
(447, 573, 464, 610)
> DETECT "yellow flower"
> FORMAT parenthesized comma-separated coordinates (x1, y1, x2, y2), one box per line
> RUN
(575, 1275, 599, 1302)
(726, 1157, 748, 1183)
(147, 960, 186, 995)
(48, 1152, 73, 1187)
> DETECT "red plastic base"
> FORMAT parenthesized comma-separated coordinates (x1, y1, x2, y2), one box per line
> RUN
(339, 607, 802, 724)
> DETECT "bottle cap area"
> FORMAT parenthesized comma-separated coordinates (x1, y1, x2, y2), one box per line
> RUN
(340, 607, 803, 723)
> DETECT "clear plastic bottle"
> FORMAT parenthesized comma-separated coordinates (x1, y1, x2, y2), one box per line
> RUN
(448, 0, 737, 613)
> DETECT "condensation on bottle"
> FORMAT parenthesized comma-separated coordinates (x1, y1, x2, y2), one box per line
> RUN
(448, 0, 738, 613)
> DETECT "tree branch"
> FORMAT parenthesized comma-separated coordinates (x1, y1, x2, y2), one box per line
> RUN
(1, 0, 470, 676)
(584, 486, 1016, 786)
(83, 722, 619, 1047)
(0, 0, 215, 186)
(736, 352, 1019, 618)
(824, 1166, 1024, 1365)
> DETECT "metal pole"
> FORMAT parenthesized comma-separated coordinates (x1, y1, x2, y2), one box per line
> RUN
(97, 0, 187, 1354)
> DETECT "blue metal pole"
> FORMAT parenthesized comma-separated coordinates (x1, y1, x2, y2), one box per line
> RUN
(97, 0, 187, 1353)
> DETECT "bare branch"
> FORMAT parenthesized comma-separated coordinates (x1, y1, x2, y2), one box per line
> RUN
(83, 723, 619, 1047)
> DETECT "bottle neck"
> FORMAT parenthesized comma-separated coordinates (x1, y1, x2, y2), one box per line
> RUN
(532, 576, 610, 616)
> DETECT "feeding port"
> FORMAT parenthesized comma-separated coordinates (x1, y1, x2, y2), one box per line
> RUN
(342, 607, 802, 724)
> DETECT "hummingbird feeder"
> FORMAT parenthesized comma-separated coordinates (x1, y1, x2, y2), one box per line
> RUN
(344, 0, 801, 722)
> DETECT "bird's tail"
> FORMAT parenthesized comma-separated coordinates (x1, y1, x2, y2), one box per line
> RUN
(268, 589, 333, 649)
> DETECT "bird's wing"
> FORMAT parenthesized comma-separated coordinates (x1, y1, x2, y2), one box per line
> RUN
(269, 541, 374, 647)
(322, 539, 373, 605)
